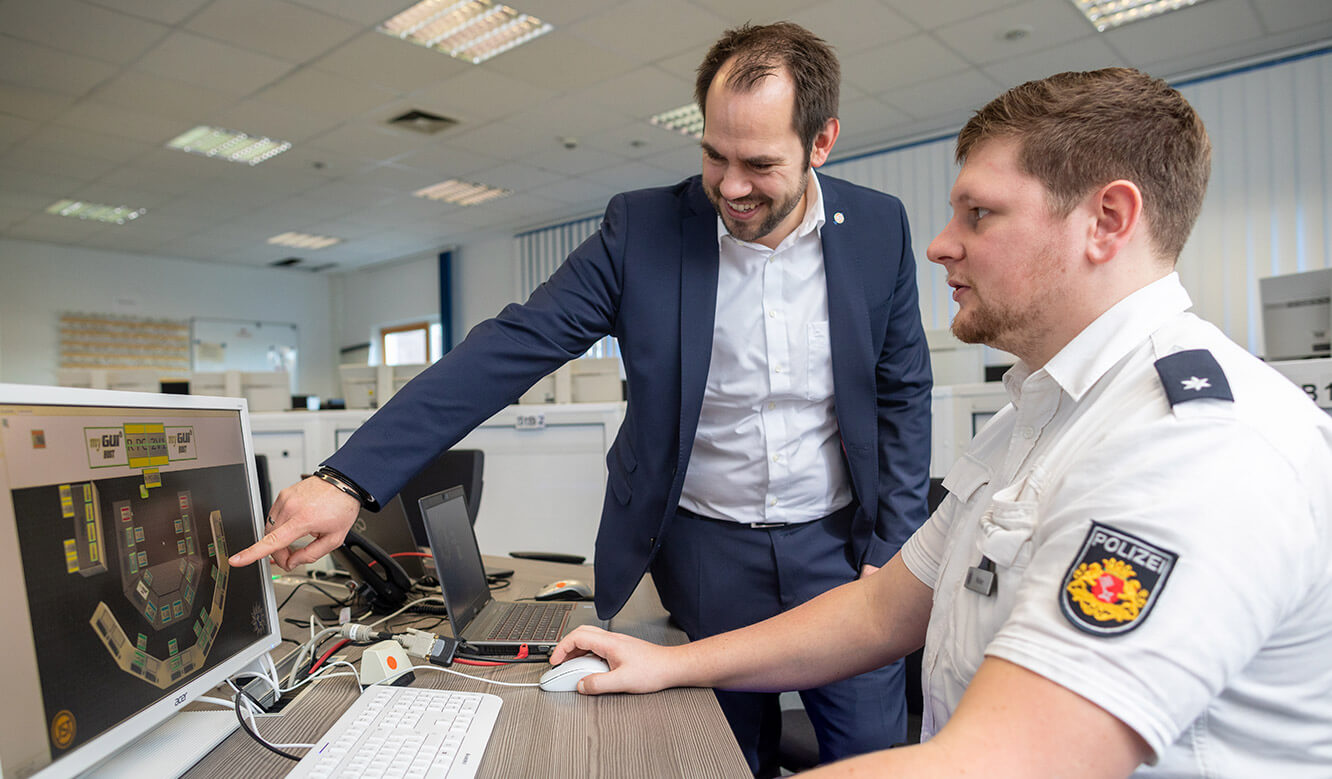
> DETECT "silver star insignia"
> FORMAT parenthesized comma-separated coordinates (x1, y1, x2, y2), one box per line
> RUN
(1181, 376, 1211, 392)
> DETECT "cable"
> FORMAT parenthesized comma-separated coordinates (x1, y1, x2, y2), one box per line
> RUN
(382, 664, 542, 689)
(233, 688, 302, 761)
(192, 695, 236, 708)
(275, 580, 352, 613)
(309, 639, 350, 675)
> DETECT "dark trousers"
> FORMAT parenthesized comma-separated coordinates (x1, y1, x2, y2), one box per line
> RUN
(650, 505, 907, 776)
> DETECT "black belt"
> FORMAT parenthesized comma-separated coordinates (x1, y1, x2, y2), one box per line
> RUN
(676, 506, 811, 529)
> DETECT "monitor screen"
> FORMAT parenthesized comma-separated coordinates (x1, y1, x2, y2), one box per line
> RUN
(0, 385, 280, 777)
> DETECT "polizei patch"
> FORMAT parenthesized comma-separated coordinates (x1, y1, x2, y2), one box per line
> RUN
(1060, 522, 1178, 636)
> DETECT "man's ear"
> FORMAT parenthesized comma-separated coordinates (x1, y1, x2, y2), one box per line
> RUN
(1086, 180, 1143, 265)
(808, 118, 840, 168)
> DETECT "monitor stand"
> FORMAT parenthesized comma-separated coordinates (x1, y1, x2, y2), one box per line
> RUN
(89, 709, 240, 778)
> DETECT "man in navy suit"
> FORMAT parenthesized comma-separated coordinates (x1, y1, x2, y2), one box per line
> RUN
(232, 22, 931, 775)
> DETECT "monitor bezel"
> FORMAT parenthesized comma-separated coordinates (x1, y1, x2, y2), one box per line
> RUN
(0, 383, 282, 778)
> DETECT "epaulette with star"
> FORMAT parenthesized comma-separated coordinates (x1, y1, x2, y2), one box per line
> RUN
(1153, 349, 1233, 406)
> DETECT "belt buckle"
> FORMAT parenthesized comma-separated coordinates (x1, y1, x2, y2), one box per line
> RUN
(748, 521, 788, 529)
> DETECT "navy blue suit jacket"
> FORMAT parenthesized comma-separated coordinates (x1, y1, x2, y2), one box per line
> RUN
(325, 174, 933, 618)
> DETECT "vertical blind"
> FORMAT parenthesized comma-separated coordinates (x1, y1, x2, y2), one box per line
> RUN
(515, 48, 1332, 357)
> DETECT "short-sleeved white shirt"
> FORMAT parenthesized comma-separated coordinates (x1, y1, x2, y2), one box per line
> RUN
(901, 273, 1332, 775)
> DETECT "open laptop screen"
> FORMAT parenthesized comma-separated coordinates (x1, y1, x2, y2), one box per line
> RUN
(419, 487, 489, 630)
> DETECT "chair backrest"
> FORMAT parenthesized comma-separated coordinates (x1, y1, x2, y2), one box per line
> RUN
(397, 449, 485, 546)
(253, 453, 273, 516)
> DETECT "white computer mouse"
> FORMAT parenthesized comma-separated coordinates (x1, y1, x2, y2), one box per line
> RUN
(538, 654, 610, 692)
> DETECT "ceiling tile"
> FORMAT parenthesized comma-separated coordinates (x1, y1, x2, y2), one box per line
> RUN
(885, 0, 1023, 31)
(566, 0, 731, 63)
(842, 33, 972, 94)
(0, 83, 79, 123)
(256, 68, 401, 117)
(313, 31, 470, 93)
(527, 175, 617, 207)
(283, 0, 412, 26)
(305, 122, 436, 163)
(934, 0, 1095, 65)
(83, 0, 211, 27)
(879, 69, 1006, 121)
(0, 146, 119, 183)
(686, 0, 819, 25)
(406, 68, 556, 125)
(580, 160, 680, 191)
(479, 32, 637, 92)
(185, 0, 361, 63)
(0, 0, 169, 65)
(0, 38, 116, 97)
(209, 97, 343, 144)
(14, 125, 157, 165)
(518, 0, 655, 27)
(787, 0, 919, 54)
(836, 95, 915, 136)
(353, 162, 452, 193)
(572, 66, 694, 119)
(655, 43, 711, 84)
(983, 35, 1123, 88)
(52, 100, 187, 144)
(462, 162, 565, 192)
(390, 142, 501, 178)
(520, 144, 621, 177)
(1253, 0, 1332, 34)
(0, 115, 40, 152)
(90, 71, 244, 123)
(1103, 0, 1263, 67)
(134, 31, 295, 96)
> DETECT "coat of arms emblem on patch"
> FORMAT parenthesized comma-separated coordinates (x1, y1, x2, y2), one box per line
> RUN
(1060, 522, 1178, 636)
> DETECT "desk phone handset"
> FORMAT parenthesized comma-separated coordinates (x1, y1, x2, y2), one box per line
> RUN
(334, 530, 412, 613)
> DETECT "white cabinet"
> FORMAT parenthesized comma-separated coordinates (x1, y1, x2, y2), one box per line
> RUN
(246, 403, 624, 561)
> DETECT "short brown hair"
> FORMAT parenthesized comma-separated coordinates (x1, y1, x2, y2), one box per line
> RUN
(957, 67, 1211, 262)
(695, 22, 839, 159)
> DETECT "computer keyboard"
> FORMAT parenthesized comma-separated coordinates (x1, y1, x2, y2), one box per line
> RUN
(487, 602, 571, 641)
(287, 685, 502, 779)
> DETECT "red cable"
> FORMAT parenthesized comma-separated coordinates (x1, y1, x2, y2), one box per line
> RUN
(366, 552, 432, 568)
(309, 638, 350, 675)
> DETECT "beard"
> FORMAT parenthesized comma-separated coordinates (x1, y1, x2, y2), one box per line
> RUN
(950, 243, 1065, 356)
(705, 168, 808, 244)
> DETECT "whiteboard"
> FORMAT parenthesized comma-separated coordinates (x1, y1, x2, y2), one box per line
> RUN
(191, 318, 298, 377)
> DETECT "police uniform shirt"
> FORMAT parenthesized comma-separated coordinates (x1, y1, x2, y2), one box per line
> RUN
(900, 273, 1332, 774)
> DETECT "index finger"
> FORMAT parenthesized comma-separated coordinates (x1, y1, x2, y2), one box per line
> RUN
(550, 625, 608, 664)
(229, 523, 304, 568)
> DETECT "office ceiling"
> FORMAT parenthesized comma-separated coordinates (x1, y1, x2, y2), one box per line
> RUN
(1, 0, 1329, 272)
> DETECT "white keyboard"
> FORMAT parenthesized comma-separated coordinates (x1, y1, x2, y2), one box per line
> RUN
(287, 685, 503, 779)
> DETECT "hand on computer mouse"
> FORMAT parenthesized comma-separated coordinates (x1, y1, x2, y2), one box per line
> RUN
(538, 654, 610, 692)
(547, 626, 683, 695)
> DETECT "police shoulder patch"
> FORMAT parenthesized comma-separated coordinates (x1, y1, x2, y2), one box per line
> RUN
(1060, 522, 1178, 636)
(1153, 349, 1232, 406)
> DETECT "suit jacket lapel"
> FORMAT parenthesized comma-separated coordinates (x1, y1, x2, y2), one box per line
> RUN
(678, 189, 719, 464)
(820, 183, 874, 441)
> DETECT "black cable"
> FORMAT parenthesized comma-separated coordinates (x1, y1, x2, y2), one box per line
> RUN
(233, 688, 301, 761)
(275, 581, 351, 613)
(454, 653, 549, 664)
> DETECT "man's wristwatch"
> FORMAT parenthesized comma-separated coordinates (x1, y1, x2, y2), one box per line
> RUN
(312, 466, 377, 510)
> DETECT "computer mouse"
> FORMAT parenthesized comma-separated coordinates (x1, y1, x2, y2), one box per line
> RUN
(538, 654, 610, 692)
(534, 579, 593, 601)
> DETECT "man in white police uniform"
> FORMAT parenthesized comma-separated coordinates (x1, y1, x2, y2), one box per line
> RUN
(547, 67, 1332, 776)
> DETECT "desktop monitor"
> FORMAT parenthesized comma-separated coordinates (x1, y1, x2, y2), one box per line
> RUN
(0, 384, 280, 778)
(1260, 268, 1332, 360)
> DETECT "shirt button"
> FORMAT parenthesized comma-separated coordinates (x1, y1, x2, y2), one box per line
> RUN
(769, 497, 778, 506)
(771, 454, 780, 463)
(774, 366, 783, 374)
(768, 310, 777, 318)
(767, 402, 776, 410)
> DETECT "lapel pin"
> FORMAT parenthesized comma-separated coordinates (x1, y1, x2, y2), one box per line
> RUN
(833, 211, 845, 224)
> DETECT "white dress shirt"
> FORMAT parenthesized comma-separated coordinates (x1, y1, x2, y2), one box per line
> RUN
(679, 173, 852, 525)
(901, 274, 1332, 773)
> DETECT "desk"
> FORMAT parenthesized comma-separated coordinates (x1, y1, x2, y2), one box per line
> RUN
(185, 557, 749, 778)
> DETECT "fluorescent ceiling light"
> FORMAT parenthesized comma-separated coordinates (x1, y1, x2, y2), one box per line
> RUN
(166, 125, 292, 166)
(45, 199, 145, 225)
(378, 0, 553, 65)
(267, 232, 343, 250)
(414, 179, 511, 206)
(650, 104, 704, 139)
(1069, 0, 1210, 31)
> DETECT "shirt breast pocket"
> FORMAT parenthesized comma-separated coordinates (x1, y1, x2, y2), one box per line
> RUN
(805, 321, 834, 401)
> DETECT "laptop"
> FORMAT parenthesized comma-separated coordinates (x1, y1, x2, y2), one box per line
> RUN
(419, 486, 603, 654)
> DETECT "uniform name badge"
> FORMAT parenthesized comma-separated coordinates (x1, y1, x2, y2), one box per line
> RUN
(1060, 521, 1178, 636)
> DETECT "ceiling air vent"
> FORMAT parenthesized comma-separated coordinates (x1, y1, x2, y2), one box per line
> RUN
(387, 109, 459, 135)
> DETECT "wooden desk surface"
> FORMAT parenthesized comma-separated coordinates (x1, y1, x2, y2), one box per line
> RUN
(185, 557, 749, 778)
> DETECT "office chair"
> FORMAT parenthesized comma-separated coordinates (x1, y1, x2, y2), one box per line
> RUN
(397, 449, 485, 547)
(777, 478, 944, 772)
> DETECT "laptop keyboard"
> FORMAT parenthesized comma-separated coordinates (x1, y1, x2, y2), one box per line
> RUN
(487, 602, 572, 641)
